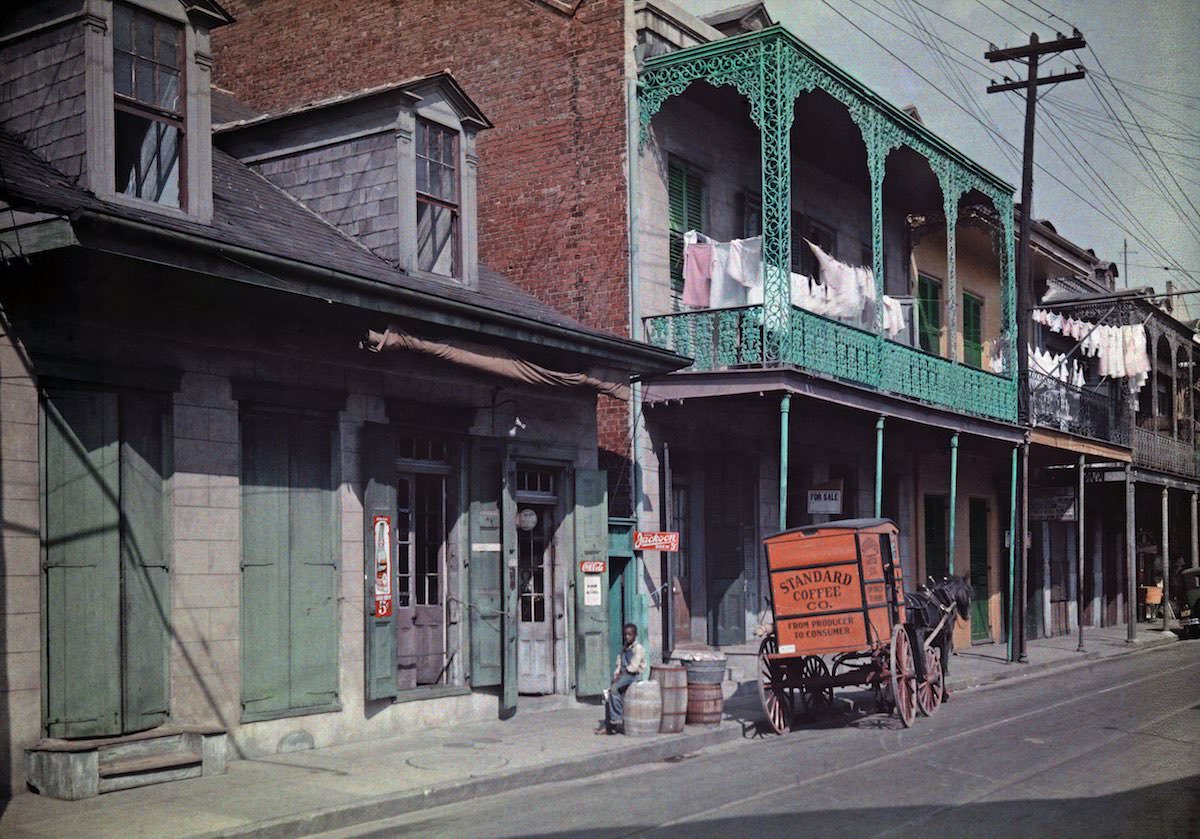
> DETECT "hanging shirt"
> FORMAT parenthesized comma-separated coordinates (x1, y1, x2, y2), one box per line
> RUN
(682, 242, 713, 308)
(707, 241, 744, 308)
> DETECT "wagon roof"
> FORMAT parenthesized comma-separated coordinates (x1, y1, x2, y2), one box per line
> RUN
(766, 518, 896, 540)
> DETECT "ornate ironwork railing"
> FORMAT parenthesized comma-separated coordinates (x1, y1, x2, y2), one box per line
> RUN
(644, 305, 1018, 422)
(1028, 371, 1129, 445)
(1131, 426, 1199, 477)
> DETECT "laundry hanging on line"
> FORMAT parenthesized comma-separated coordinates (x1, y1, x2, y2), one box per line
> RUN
(1031, 308, 1150, 391)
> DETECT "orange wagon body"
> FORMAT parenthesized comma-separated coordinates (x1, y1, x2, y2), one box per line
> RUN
(763, 518, 905, 658)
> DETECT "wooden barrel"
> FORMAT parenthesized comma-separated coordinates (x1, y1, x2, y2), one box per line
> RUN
(651, 664, 687, 734)
(686, 681, 723, 727)
(623, 680, 662, 737)
(684, 658, 727, 685)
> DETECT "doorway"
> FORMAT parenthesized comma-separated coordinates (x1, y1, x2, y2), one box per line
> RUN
(705, 457, 754, 646)
(969, 498, 991, 641)
(515, 466, 559, 694)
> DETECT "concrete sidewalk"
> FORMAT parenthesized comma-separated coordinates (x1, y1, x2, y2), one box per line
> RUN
(0, 624, 1179, 839)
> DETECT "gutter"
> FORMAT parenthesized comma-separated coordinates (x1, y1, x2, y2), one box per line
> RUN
(69, 208, 687, 375)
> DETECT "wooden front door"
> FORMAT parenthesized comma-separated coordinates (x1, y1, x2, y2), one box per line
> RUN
(395, 472, 448, 688)
(43, 386, 170, 739)
(705, 458, 753, 646)
(516, 466, 559, 695)
(969, 498, 991, 642)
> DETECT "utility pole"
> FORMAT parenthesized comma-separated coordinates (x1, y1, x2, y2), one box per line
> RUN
(986, 29, 1085, 663)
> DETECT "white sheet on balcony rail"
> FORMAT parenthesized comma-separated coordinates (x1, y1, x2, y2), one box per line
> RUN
(1032, 308, 1150, 390)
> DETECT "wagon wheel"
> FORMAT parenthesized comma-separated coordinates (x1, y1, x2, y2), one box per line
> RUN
(799, 655, 834, 714)
(916, 646, 943, 717)
(889, 625, 917, 728)
(757, 635, 793, 735)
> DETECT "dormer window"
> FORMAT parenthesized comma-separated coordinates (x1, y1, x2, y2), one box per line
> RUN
(416, 119, 459, 277)
(113, 4, 185, 208)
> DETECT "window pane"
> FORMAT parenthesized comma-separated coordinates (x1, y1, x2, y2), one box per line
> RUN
(135, 58, 156, 104)
(135, 13, 154, 56)
(417, 200, 456, 276)
(115, 52, 134, 97)
(115, 111, 181, 208)
(115, 6, 133, 51)
(416, 158, 429, 194)
(157, 25, 180, 69)
(158, 69, 180, 112)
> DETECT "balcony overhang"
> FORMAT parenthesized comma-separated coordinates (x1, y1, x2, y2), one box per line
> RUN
(641, 366, 1025, 443)
(1029, 427, 1131, 463)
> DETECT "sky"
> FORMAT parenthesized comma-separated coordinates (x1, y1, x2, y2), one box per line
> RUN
(677, 0, 1200, 317)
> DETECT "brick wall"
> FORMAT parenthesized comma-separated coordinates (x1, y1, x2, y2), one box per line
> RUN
(212, 0, 634, 502)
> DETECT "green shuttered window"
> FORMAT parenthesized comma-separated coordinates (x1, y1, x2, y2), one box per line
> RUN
(668, 158, 704, 310)
(42, 386, 170, 739)
(963, 292, 984, 369)
(241, 409, 339, 721)
(917, 275, 942, 355)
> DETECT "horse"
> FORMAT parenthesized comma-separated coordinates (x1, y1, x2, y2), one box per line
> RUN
(905, 574, 973, 698)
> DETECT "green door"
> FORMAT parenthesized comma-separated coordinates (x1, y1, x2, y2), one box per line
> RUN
(706, 458, 751, 646)
(241, 410, 339, 721)
(43, 387, 170, 738)
(969, 498, 991, 641)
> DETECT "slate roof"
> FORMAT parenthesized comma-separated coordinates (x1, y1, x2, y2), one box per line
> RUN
(0, 129, 605, 339)
(211, 87, 262, 124)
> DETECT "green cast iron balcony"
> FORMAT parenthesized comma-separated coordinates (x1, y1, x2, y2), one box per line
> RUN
(644, 304, 1018, 423)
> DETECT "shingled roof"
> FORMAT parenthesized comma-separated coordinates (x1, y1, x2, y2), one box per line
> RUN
(0, 129, 617, 342)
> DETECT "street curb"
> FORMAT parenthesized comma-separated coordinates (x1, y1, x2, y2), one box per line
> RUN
(944, 632, 1179, 693)
(194, 724, 743, 839)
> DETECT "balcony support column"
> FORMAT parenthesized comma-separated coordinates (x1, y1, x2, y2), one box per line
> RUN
(948, 433, 960, 577)
(1076, 453, 1086, 652)
(1125, 466, 1136, 643)
(779, 393, 791, 532)
(1007, 445, 1018, 662)
(1161, 487, 1170, 632)
(760, 39, 794, 363)
(867, 132, 888, 335)
(874, 415, 886, 518)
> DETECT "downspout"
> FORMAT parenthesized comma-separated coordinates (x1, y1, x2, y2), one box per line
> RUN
(948, 432, 959, 577)
(874, 415, 885, 518)
(626, 73, 649, 649)
(1007, 445, 1018, 662)
(780, 394, 791, 532)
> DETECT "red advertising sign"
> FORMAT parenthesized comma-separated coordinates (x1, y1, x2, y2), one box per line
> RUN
(579, 560, 607, 574)
(634, 531, 680, 552)
(372, 515, 393, 618)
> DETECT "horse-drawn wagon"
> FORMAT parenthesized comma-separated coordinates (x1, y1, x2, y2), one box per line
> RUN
(757, 518, 967, 734)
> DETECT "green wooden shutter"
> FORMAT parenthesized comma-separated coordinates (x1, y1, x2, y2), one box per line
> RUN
(240, 411, 290, 719)
(668, 160, 704, 306)
(119, 392, 170, 732)
(43, 388, 122, 737)
(362, 422, 398, 701)
(501, 459, 518, 717)
(574, 468, 609, 697)
(467, 440, 504, 687)
(918, 275, 942, 354)
(963, 292, 983, 368)
(288, 417, 339, 710)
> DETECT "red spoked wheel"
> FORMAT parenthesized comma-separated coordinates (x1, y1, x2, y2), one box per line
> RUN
(799, 655, 834, 714)
(757, 634, 793, 735)
(889, 625, 917, 728)
(916, 646, 943, 717)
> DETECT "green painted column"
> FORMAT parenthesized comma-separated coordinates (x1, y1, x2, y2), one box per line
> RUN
(780, 393, 791, 532)
(1007, 445, 1018, 662)
(874, 415, 885, 518)
(948, 432, 960, 576)
(760, 38, 793, 362)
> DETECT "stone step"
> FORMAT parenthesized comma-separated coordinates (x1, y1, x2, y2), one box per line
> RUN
(99, 732, 188, 764)
(98, 753, 203, 794)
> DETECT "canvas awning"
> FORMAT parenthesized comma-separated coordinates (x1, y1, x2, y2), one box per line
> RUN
(362, 325, 630, 400)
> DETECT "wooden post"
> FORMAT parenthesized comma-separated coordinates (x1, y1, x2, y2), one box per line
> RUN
(1008, 445, 1018, 662)
(779, 394, 791, 532)
(1126, 466, 1136, 643)
(1019, 442, 1029, 661)
(875, 415, 885, 518)
(1192, 491, 1198, 570)
(1077, 454, 1086, 652)
(662, 442, 674, 663)
(1161, 487, 1170, 632)
(948, 432, 959, 577)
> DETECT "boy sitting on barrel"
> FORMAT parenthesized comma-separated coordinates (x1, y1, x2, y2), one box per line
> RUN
(595, 623, 645, 734)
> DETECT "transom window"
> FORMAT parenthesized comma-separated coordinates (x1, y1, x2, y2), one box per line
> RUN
(516, 467, 556, 499)
(416, 119, 459, 277)
(397, 434, 448, 464)
(113, 3, 184, 207)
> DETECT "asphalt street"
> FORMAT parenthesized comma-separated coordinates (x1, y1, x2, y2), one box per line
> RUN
(316, 641, 1200, 839)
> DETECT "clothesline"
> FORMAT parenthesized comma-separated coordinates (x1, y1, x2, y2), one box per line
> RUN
(1032, 307, 1150, 391)
(681, 233, 906, 339)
